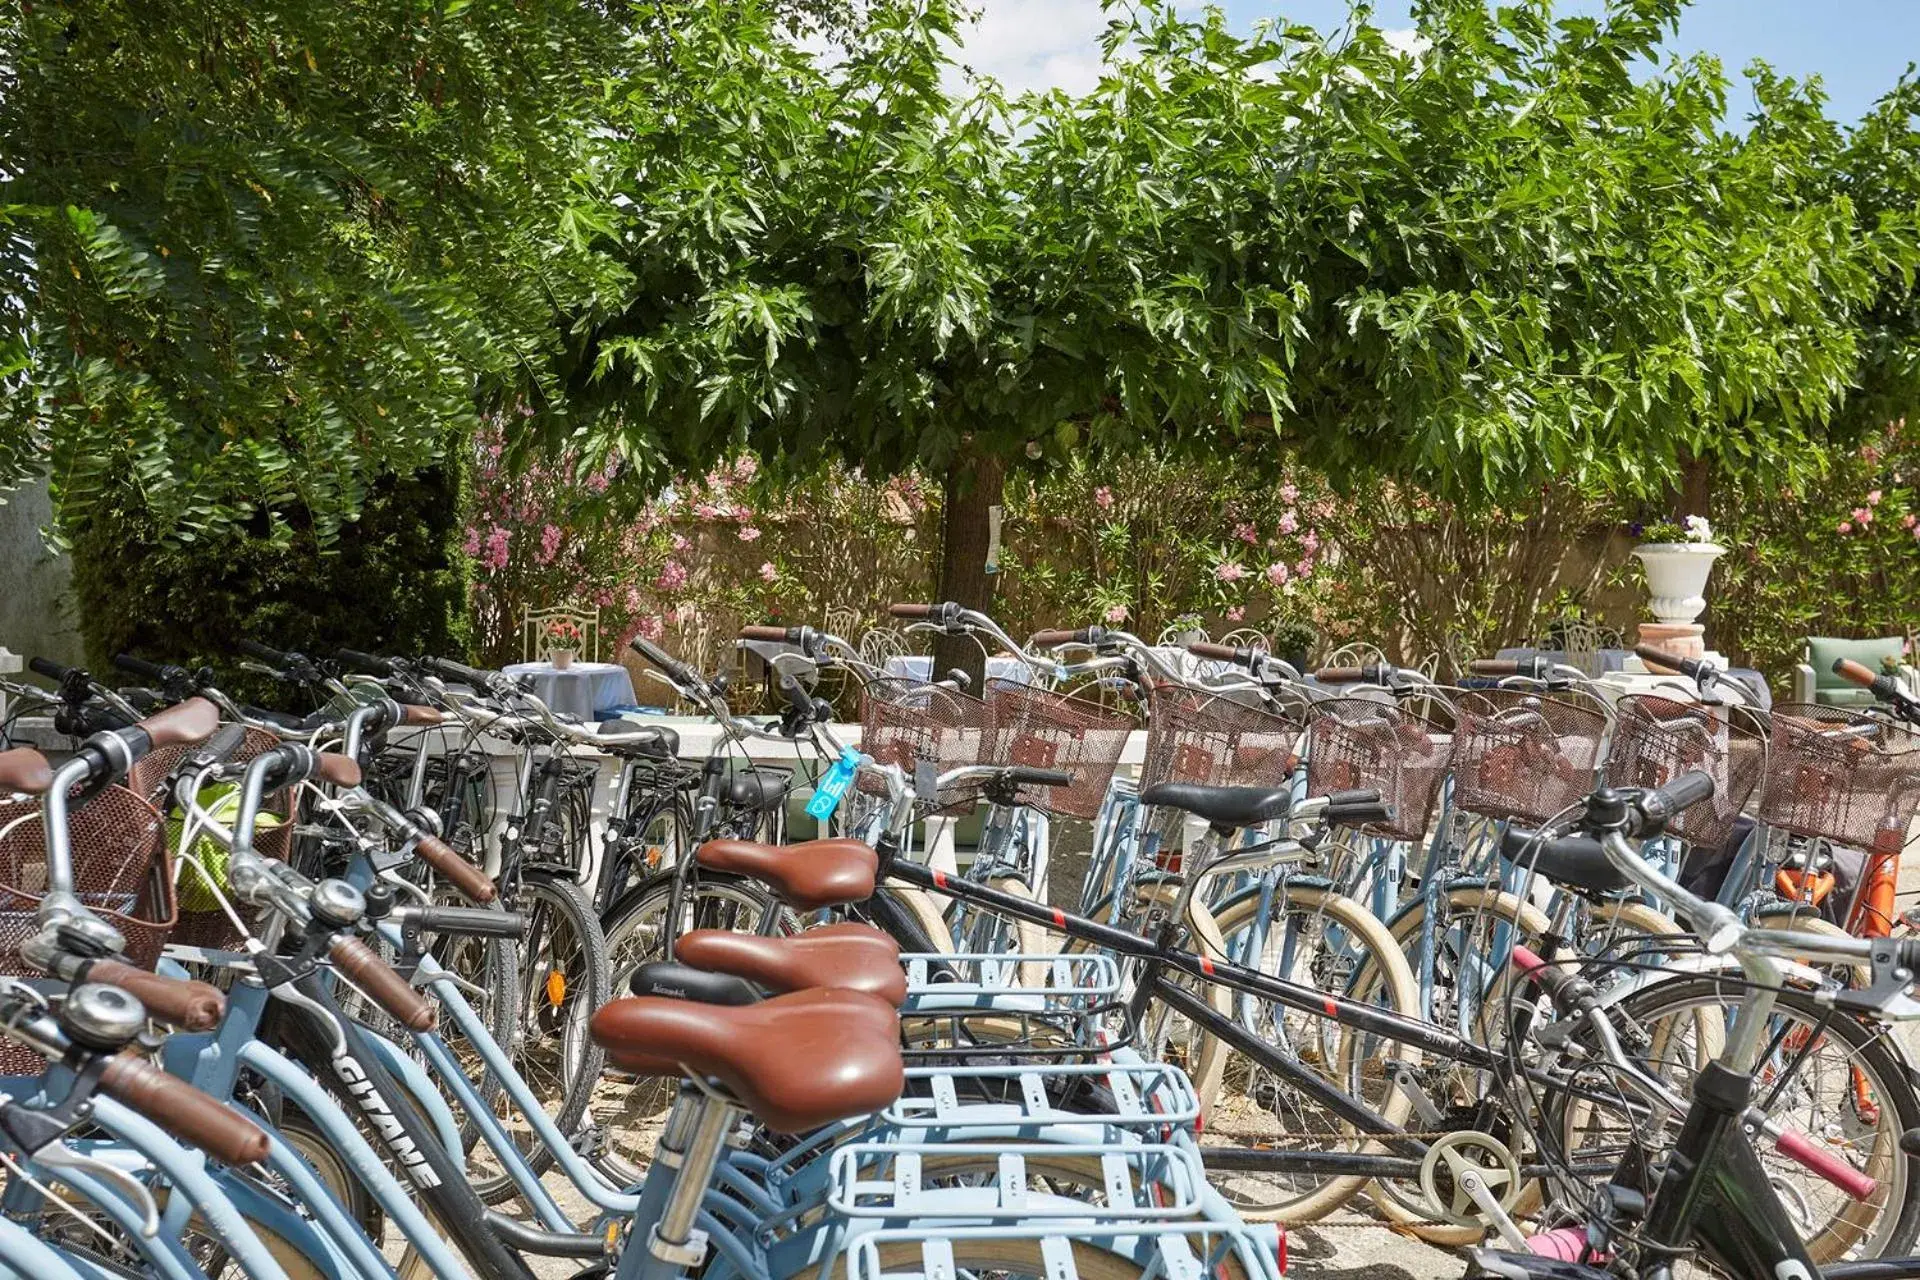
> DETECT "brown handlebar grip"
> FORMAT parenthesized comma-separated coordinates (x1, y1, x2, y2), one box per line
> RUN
(1468, 660, 1520, 676)
(888, 604, 932, 619)
(739, 626, 790, 642)
(315, 752, 363, 789)
(1315, 667, 1365, 683)
(1029, 629, 1084, 647)
(97, 1053, 271, 1166)
(138, 697, 221, 748)
(1834, 658, 1881, 690)
(329, 935, 436, 1031)
(397, 704, 446, 727)
(1186, 641, 1245, 663)
(85, 961, 226, 1032)
(0, 748, 52, 795)
(414, 834, 496, 904)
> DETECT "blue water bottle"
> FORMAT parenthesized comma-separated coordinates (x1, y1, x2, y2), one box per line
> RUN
(806, 745, 864, 821)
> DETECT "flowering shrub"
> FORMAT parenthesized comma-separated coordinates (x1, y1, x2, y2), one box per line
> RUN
(1712, 419, 1920, 678)
(468, 418, 1918, 695)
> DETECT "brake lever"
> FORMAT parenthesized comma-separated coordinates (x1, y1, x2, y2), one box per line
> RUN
(32, 1141, 162, 1237)
(1824, 939, 1920, 1022)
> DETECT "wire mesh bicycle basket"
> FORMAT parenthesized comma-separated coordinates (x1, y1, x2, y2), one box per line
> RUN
(1138, 687, 1302, 793)
(131, 727, 300, 951)
(1450, 688, 1609, 827)
(983, 679, 1135, 820)
(1758, 704, 1920, 850)
(1304, 698, 1451, 843)
(856, 678, 989, 806)
(1604, 695, 1764, 853)
(0, 785, 177, 1073)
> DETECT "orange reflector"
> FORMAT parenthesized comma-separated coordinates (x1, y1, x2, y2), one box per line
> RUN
(547, 970, 567, 1007)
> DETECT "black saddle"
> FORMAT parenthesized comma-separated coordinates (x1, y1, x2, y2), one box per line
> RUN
(1139, 782, 1293, 830)
(596, 719, 680, 759)
(727, 768, 790, 813)
(1500, 827, 1630, 895)
(628, 960, 759, 1006)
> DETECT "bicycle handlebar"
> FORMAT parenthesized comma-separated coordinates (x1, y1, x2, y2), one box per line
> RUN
(1030, 627, 1100, 648)
(336, 648, 398, 676)
(414, 832, 496, 904)
(98, 1050, 273, 1166)
(29, 656, 70, 682)
(85, 960, 227, 1031)
(628, 636, 700, 690)
(1634, 643, 1703, 678)
(329, 934, 436, 1031)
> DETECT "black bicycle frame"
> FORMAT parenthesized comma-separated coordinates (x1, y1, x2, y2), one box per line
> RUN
(884, 851, 1504, 1173)
(262, 954, 539, 1280)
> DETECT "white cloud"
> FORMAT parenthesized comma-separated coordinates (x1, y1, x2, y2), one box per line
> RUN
(947, 0, 1114, 97)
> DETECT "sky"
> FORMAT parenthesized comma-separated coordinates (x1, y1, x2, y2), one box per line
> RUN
(952, 0, 1920, 126)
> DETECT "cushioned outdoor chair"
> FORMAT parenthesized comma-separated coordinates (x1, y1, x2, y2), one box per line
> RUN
(1792, 635, 1919, 707)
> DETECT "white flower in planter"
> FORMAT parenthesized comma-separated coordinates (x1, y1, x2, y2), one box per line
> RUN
(1683, 514, 1713, 544)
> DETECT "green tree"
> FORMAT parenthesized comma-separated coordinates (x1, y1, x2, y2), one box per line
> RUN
(554, 0, 1910, 679)
(0, 0, 624, 545)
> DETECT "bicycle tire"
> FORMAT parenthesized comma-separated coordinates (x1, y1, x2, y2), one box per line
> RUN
(1187, 878, 1421, 1224)
(1554, 973, 1920, 1265)
(490, 871, 607, 1200)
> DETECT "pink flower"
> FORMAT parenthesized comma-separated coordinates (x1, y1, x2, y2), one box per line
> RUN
(462, 527, 483, 557)
(656, 560, 688, 592)
(1226, 606, 1246, 622)
(1234, 522, 1259, 546)
(738, 526, 762, 542)
(1294, 558, 1314, 579)
(624, 585, 644, 613)
(733, 455, 759, 482)
(1905, 513, 1918, 530)
(1912, 524, 1920, 543)
(482, 527, 510, 573)
(1852, 506, 1874, 525)
(759, 562, 779, 583)
(637, 615, 664, 641)
(1264, 561, 1290, 587)
(1838, 520, 1854, 535)
(1278, 510, 1298, 535)
(1280, 483, 1299, 504)
(694, 502, 724, 521)
(1302, 530, 1321, 553)
(1093, 486, 1114, 512)
(1104, 604, 1129, 623)
(586, 469, 612, 494)
(1863, 444, 1883, 464)
(535, 523, 563, 566)
(1214, 561, 1248, 584)
(1868, 490, 1884, 506)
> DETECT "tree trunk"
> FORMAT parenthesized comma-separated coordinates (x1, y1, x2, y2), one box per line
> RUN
(1673, 453, 1714, 524)
(932, 442, 1007, 692)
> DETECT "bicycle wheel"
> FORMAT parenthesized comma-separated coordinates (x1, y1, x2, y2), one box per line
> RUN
(1551, 974, 1920, 1265)
(592, 871, 793, 1184)
(497, 872, 607, 1196)
(1159, 878, 1420, 1224)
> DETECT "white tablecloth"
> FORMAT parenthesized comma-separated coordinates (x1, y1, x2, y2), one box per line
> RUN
(503, 661, 637, 721)
(882, 655, 1033, 688)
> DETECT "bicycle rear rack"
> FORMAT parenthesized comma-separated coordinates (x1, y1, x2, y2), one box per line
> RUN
(827, 1141, 1209, 1220)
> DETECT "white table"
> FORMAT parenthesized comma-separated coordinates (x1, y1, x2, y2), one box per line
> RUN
(502, 661, 636, 721)
(881, 655, 1034, 688)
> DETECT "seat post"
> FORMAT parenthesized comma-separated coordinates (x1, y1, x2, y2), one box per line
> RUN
(652, 1086, 698, 1167)
(649, 1089, 737, 1263)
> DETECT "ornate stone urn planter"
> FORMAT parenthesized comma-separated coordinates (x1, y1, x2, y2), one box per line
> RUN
(1632, 538, 1725, 660)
